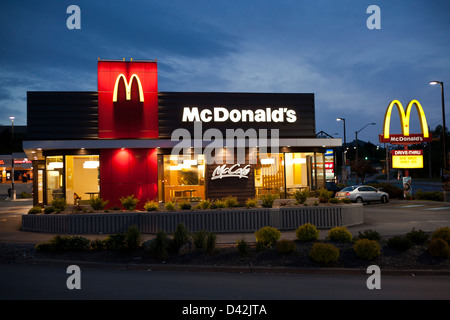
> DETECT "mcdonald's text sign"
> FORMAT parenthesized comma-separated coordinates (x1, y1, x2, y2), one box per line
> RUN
(98, 60, 158, 139)
(378, 99, 432, 145)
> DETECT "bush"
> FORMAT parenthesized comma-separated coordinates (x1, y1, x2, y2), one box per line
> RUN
(193, 230, 207, 250)
(340, 198, 351, 204)
(415, 189, 443, 201)
(206, 232, 216, 254)
(427, 238, 450, 258)
(318, 188, 332, 203)
(431, 226, 450, 244)
(36, 235, 91, 252)
(20, 191, 32, 198)
(245, 198, 258, 208)
(144, 200, 159, 212)
(328, 198, 340, 204)
(355, 229, 381, 242)
(126, 225, 142, 251)
(151, 230, 169, 259)
(120, 195, 139, 211)
(164, 201, 176, 211)
(387, 235, 413, 251)
(261, 194, 275, 208)
(309, 242, 340, 265)
(103, 233, 127, 251)
(293, 189, 309, 204)
(28, 206, 42, 214)
(90, 197, 108, 211)
(371, 183, 403, 199)
(44, 206, 55, 214)
(255, 226, 281, 247)
(327, 227, 352, 243)
(196, 200, 211, 210)
(172, 223, 190, 250)
(51, 198, 67, 213)
(212, 199, 226, 208)
(179, 201, 192, 210)
(406, 228, 429, 245)
(295, 223, 320, 242)
(224, 196, 239, 208)
(353, 239, 381, 260)
(276, 239, 296, 254)
(236, 238, 250, 257)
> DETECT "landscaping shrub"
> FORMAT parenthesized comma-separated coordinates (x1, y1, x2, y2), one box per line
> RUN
(20, 191, 32, 198)
(28, 206, 42, 214)
(206, 232, 216, 254)
(355, 229, 381, 242)
(120, 195, 139, 211)
(340, 198, 351, 204)
(427, 238, 450, 258)
(327, 227, 352, 243)
(309, 242, 340, 265)
(224, 195, 239, 208)
(295, 223, 319, 242)
(44, 206, 55, 214)
(51, 198, 67, 213)
(126, 225, 142, 251)
(179, 201, 192, 210)
(415, 189, 443, 201)
(103, 233, 127, 251)
(431, 226, 450, 244)
(236, 238, 250, 257)
(353, 239, 381, 260)
(371, 183, 403, 199)
(318, 188, 332, 203)
(36, 235, 91, 252)
(387, 235, 413, 251)
(328, 198, 340, 204)
(212, 199, 226, 208)
(245, 198, 258, 208)
(90, 197, 108, 211)
(276, 239, 296, 254)
(293, 189, 309, 204)
(261, 194, 275, 208)
(151, 230, 169, 259)
(196, 200, 211, 210)
(164, 201, 176, 211)
(172, 223, 190, 250)
(144, 200, 159, 211)
(193, 230, 207, 249)
(255, 226, 281, 247)
(406, 227, 429, 245)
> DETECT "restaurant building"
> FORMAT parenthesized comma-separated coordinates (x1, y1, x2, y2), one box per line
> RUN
(23, 59, 341, 209)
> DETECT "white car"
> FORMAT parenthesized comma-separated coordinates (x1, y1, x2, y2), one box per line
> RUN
(335, 185, 389, 204)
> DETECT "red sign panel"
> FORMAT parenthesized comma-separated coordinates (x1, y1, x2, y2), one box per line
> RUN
(390, 150, 423, 156)
(98, 60, 158, 139)
(379, 134, 432, 145)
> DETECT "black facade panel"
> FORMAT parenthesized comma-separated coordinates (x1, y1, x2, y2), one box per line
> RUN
(158, 92, 315, 139)
(27, 92, 98, 140)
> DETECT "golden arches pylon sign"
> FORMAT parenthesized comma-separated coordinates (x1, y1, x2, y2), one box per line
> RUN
(379, 99, 432, 145)
(113, 74, 144, 102)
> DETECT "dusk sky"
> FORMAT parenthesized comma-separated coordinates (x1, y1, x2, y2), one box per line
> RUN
(1, 0, 449, 146)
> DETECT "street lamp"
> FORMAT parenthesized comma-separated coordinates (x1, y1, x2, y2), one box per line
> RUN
(429, 80, 447, 171)
(9, 116, 15, 200)
(336, 118, 347, 165)
(355, 122, 376, 184)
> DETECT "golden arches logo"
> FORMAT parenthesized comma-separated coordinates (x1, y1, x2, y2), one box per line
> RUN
(113, 74, 144, 102)
(382, 99, 429, 139)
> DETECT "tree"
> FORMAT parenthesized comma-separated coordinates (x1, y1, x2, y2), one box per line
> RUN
(351, 159, 376, 181)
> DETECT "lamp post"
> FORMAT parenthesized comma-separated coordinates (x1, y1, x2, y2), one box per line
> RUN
(429, 81, 447, 171)
(9, 116, 15, 200)
(355, 122, 376, 184)
(336, 118, 347, 164)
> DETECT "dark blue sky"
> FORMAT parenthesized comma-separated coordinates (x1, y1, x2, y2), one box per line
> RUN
(1, 0, 449, 146)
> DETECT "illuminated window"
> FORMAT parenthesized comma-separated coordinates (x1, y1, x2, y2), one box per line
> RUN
(65, 155, 100, 204)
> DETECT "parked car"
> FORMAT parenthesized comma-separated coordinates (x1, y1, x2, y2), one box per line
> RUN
(335, 185, 389, 204)
(326, 181, 341, 197)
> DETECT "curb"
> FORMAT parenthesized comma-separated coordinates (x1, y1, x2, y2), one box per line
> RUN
(22, 258, 450, 277)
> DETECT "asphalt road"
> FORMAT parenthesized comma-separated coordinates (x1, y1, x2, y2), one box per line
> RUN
(0, 263, 449, 301)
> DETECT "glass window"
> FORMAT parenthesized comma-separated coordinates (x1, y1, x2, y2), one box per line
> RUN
(65, 155, 100, 204)
(46, 156, 64, 203)
(162, 154, 205, 202)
